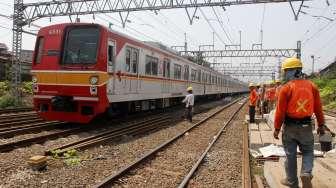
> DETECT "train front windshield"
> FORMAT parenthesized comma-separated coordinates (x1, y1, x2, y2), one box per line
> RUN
(62, 26, 100, 65)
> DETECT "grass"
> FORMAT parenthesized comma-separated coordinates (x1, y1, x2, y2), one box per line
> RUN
(0, 81, 33, 109)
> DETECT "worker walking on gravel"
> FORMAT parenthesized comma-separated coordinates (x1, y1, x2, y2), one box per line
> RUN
(182, 86, 194, 122)
(249, 83, 258, 123)
(273, 57, 333, 188)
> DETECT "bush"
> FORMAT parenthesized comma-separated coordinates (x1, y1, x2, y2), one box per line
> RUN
(21, 81, 33, 94)
(0, 94, 16, 108)
(312, 77, 336, 110)
(0, 81, 10, 96)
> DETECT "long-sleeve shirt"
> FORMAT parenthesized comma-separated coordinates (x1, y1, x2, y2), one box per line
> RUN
(249, 89, 258, 106)
(182, 94, 194, 108)
(274, 79, 324, 130)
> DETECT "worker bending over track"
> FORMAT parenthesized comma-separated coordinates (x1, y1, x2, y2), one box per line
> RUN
(273, 57, 333, 188)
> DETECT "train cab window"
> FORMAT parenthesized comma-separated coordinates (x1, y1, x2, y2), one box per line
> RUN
(163, 58, 171, 78)
(62, 26, 100, 64)
(125, 49, 131, 72)
(183, 65, 189, 80)
(174, 64, 182, 79)
(145, 55, 158, 76)
(34, 37, 44, 64)
(132, 50, 139, 73)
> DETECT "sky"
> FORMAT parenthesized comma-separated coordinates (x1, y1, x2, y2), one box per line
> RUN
(0, 0, 336, 83)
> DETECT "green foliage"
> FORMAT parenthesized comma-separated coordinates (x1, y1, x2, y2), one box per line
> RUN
(21, 81, 33, 94)
(0, 94, 16, 108)
(51, 149, 81, 166)
(0, 81, 10, 96)
(312, 77, 336, 110)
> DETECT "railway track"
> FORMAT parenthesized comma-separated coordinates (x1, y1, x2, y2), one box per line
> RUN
(0, 124, 82, 153)
(0, 121, 66, 138)
(0, 107, 33, 115)
(93, 98, 248, 187)
(45, 115, 172, 156)
(324, 110, 336, 118)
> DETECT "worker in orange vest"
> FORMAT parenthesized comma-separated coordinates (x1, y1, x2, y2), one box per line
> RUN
(267, 81, 276, 111)
(249, 83, 258, 123)
(274, 57, 333, 188)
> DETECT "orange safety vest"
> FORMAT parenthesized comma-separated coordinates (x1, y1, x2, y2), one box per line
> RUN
(286, 80, 314, 118)
(265, 87, 276, 101)
(249, 89, 258, 106)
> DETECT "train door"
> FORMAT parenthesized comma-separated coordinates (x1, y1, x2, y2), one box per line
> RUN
(124, 47, 139, 94)
(107, 40, 116, 94)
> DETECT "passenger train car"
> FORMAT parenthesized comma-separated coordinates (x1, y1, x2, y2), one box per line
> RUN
(31, 23, 247, 123)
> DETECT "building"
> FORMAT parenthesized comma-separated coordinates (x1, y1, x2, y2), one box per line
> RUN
(0, 43, 33, 81)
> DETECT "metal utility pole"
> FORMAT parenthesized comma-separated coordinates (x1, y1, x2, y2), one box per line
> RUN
(12, 0, 24, 104)
(311, 55, 315, 75)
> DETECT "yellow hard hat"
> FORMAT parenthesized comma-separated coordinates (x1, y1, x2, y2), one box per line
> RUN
(275, 79, 281, 83)
(281, 57, 302, 70)
(249, 83, 254, 87)
(187, 86, 193, 91)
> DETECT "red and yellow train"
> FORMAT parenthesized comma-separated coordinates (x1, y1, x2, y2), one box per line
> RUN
(31, 23, 247, 123)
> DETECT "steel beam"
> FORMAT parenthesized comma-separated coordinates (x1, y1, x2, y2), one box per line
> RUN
(180, 48, 299, 58)
(21, 0, 305, 24)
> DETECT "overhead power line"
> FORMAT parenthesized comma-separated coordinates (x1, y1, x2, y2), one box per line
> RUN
(200, 8, 227, 46)
(211, 7, 233, 44)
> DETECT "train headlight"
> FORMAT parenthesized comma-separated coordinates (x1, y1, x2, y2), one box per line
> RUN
(90, 76, 99, 85)
(32, 76, 37, 83)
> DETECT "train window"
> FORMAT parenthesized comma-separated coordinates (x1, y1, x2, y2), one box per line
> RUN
(191, 69, 197, 81)
(145, 55, 158, 76)
(125, 49, 131, 72)
(62, 26, 99, 64)
(132, 50, 139, 73)
(163, 58, 171, 78)
(34, 37, 44, 64)
(183, 65, 189, 80)
(108, 45, 113, 63)
(197, 70, 201, 82)
(174, 64, 182, 79)
(152, 58, 158, 75)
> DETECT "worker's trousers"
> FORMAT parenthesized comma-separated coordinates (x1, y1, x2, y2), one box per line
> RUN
(185, 106, 193, 122)
(249, 105, 255, 123)
(282, 124, 314, 188)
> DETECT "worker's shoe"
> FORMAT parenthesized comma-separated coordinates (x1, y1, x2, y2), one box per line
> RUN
(301, 174, 313, 188)
(280, 178, 299, 188)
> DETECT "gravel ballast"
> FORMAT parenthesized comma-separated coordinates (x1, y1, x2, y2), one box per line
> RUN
(0, 99, 232, 187)
(112, 100, 245, 188)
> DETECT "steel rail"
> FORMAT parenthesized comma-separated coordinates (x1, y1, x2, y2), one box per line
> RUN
(93, 97, 243, 188)
(0, 112, 38, 121)
(45, 115, 172, 156)
(178, 99, 246, 187)
(0, 117, 43, 126)
(0, 121, 65, 138)
(0, 107, 33, 115)
(0, 125, 82, 153)
(324, 110, 336, 118)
